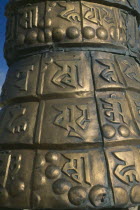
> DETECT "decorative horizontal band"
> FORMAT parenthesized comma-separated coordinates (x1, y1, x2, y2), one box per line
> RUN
(1, 51, 140, 145)
(4, 1, 140, 63)
(2, 51, 140, 103)
(0, 148, 140, 208)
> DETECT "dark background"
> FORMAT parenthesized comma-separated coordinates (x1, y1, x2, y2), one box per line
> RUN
(0, 0, 140, 91)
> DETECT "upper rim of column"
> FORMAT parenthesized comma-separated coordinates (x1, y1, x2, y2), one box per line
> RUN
(4, 0, 140, 65)
(7, 0, 140, 16)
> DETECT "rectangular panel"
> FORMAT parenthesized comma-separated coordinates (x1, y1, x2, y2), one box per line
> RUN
(35, 98, 102, 144)
(32, 149, 113, 209)
(127, 91, 140, 131)
(116, 55, 140, 91)
(127, 15, 140, 52)
(38, 51, 93, 96)
(0, 150, 35, 209)
(81, 2, 127, 46)
(1, 55, 41, 103)
(96, 91, 139, 142)
(105, 145, 140, 207)
(91, 52, 125, 90)
(16, 1, 45, 46)
(45, 1, 82, 43)
(0, 102, 39, 144)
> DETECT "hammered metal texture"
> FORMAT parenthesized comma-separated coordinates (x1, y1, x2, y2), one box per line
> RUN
(1, 0, 140, 209)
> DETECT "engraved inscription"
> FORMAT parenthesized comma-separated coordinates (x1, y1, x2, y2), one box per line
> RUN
(53, 105, 90, 140)
(0, 152, 11, 187)
(115, 56, 140, 90)
(101, 95, 128, 125)
(114, 151, 140, 185)
(15, 65, 34, 91)
(58, 2, 81, 22)
(128, 94, 140, 130)
(19, 6, 39, 29)
(62, 153, 91, 184)
(9, 154, 22, 178)
(119, 60, 140, 83)
(82, 3, 114, 25)
(7, 105, 27, 134)
(97, 59, 121, 84)
(0, 151, 22, 187)
(52, 61, 83, 88)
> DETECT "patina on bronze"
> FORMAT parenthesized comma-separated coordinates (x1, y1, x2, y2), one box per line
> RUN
(0, 0, 140, 209)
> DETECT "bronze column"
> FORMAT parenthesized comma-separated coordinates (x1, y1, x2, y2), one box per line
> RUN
(1, 0, 140, 209)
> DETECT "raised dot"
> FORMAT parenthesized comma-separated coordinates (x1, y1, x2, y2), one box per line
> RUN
(44, 29, 52, 42)
(89, 185, 108, 207)
(16, 33, 25, 45)
(119, 30, 125, 42)
(36, 154, 46, 168)
(114, 187, 128, 206)
(53, 178, 72, 195)
(83, 27, 95, 39)
(110, 26, 117, 40)
(46, 7, 52, 12)
(45, 57, 53, 64)
(68, 186, 87, 206)
(26, 30, 37, 44)
(45, 152, 59, 163)
(96, 27, 108, 40)
(45, 18, 52, 27)
(38, 19, 44, 28)
(0, 188, 9, 203)
(110, 94, 117, 98)
(9, 180, 25, 196)
(52, 28, 65, 41)
(45, 165, 60, 179)
(32, 192, 41, 208)
(118, 125, 130, 137)
(34, 172, 47, 190)
(66, 27, 80, 39)
(38, 30, 45, 43)
(102, 124, 116, 139)
(131, 185, 140, 203)
(49, 2, 57, 7)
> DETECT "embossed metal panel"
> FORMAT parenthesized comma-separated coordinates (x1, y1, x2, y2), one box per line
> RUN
(81, 2, 127, 45)
(105, 146, 140, 207)
(0, 102, 39, 144)
(38, 51, 93, 96)
(91, 52, 126, 90)
(127, 91, 140, 131)
(96, 91, 139, 142)
(35, 98, 101, 144)
(4, 0, 140, 63)
(32, 149, 113, 209)
(0, 150, 35, 208)
(1, 55, 41, 103)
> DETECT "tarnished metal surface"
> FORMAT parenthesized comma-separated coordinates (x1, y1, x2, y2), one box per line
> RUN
(1, 0, 140, 209)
